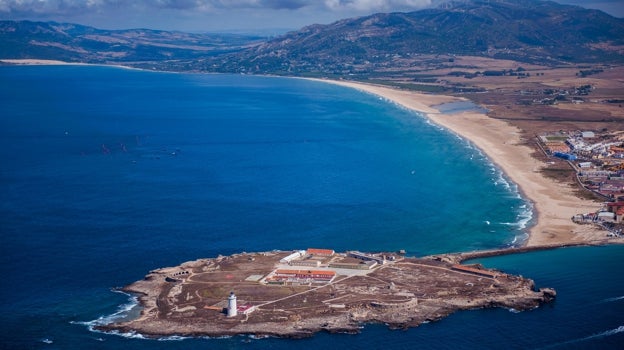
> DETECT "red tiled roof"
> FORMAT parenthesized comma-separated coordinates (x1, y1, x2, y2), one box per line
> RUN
(307, 248, 335, 255)
(275, 269, 336, 276)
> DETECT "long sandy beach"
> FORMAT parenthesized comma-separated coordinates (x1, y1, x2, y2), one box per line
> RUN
(319, 79, 609, 247)
(0, 59, 88, 65)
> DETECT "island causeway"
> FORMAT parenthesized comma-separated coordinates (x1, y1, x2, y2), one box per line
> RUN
(100, 249, 556, 338)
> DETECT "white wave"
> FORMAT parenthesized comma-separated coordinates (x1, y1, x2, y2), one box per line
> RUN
(40, 338, 53, 344)
(102, 330, 196, 341)
(499, 221, 524, 227)
(541, 325, 624, 349)
(512, 232, 529, 247)
(424, 100, 536, 244)
(601, 295, 624, 303)
(202, 335, 234, 340)
(157, 335, 190, 341)
(73, 292, 139, 329)
(499, 208, 531, 225)
(490, 164, 520, 194)
(105, 330, 147, 340)
(498, 202, 533, 227)
(371, 88, 537, 247)
(71, 322, 147, 340)
(72, 290, 231, 342)
(516, 205, 534, 230)
(71, 289, 145, 340)
(507, 204, 533, 246)
(424, 119, 435, 127)
(248, 334, 270, 340)
(493, 171, 511, 190)
(590, 325, 624, 339)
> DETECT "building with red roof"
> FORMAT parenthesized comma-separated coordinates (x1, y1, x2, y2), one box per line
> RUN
(307, 248, 335, 256)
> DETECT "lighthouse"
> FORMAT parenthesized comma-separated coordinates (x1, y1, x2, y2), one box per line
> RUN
(227, 292, 237, 317)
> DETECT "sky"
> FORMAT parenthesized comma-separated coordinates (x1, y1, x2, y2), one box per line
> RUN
(0, 0, 622, 33)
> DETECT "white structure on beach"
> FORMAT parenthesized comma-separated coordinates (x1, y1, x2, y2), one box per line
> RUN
(227, 292, 237, 317)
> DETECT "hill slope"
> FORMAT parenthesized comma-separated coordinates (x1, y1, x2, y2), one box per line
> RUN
(2, 0, 623, 72)
(197, 0, 624, 73)
(0, 20, 263, 63)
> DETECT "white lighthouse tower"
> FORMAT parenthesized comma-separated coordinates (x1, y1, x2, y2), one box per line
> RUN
(227, 292, 237, 317)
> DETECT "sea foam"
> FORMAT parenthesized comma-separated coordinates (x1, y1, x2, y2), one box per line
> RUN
(72, 290, 139, 333)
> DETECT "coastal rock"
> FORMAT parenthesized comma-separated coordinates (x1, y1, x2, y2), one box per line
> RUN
(540, 288, 557, 302)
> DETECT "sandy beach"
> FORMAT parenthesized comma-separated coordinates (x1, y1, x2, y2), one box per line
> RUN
(0, 59, 88, 65)
(0, 59, 138, 70)
(319, 79, 609, 247)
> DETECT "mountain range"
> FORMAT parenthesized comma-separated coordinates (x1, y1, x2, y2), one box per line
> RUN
(2, 0, 623, 74)
(0, 21, 263, 64)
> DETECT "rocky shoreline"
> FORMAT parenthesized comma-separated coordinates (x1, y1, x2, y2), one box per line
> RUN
(98, 250, 556, 339)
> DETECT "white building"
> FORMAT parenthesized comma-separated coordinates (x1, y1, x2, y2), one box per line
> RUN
(582, 131, 595, 138)
(279, 250, 306, 264)
(598, 212, 615, 222)
(227, 292, 237, 317)
(578, 162, 593, 168)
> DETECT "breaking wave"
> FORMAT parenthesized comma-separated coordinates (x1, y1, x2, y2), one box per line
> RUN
(71, 290, 143, 338)
(601, 295, 624, 303)
(540, 325, 624, 349)
(71, 290, 236, 341)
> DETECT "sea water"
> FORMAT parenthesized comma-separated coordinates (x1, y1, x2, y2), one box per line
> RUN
(0, 66, 620, 349)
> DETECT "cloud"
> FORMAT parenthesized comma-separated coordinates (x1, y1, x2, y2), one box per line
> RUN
(4, 0, 618, 32)
(0, 0, 119, 15)
(2, 0, 622, 17)
(324, 0, 432, 12)
(0, 0, 432, 14)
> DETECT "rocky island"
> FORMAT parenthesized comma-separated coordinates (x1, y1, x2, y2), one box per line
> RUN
(100, 249, 556, 338)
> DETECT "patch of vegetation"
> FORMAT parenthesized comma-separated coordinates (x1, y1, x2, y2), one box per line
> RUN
(202, 287, 228, 299)
(539, 167, 574, 182)
(366, 80, 447, 93)
(573, 186, 606, 201)
(577, 69, 604, 77)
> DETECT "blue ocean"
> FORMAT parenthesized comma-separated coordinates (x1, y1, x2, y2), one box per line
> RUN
(0, 66, 622, 349)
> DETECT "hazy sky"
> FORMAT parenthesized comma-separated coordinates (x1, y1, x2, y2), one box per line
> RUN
(0, 0, 622, 33)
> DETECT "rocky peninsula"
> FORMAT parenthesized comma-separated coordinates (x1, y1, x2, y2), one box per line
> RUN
(99, 249, 556, 338)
